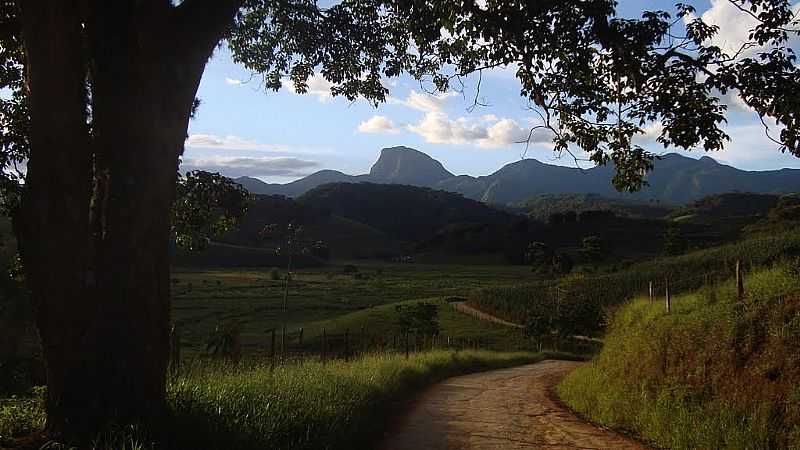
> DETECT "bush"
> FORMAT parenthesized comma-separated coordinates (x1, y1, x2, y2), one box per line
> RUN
(269, 267, 281, 280)
(342, 264, 358, 274)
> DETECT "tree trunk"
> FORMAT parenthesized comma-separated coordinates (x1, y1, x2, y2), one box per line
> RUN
(18, 0, 243, 441)
(18, 0, 95, 439)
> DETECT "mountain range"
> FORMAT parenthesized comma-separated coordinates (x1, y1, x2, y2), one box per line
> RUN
(235, 146, 800, 205)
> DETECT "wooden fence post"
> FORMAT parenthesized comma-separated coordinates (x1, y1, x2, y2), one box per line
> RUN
(405, 332, 409, 360)
(270, 328, 276, 371)
(360, 325, 366, 354)
(169, 325, 180, 372)
(281, 325, 286, 361)
(648, 281, 653, 303)
(298, 328, 304, 347)
(322, 328, 327, 363)
(665, 278, 671, 314)
(736, 260, 745, 300)
(345, 328, 350, 361)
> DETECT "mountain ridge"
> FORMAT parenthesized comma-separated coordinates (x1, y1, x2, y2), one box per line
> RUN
(235, 146, 800, 205)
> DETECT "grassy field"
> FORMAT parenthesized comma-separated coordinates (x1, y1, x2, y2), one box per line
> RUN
(557, 264, 800, 449)
(2, 350, 577, 449)
(171, 262, 537, 357)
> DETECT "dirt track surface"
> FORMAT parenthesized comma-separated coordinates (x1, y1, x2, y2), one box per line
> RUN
(379, 360, 646, 450)
(451, 302, 524, 329)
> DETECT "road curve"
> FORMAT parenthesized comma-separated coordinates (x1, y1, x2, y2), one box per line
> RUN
(378, 360, 647, 450)
(451, 301, 525, 329)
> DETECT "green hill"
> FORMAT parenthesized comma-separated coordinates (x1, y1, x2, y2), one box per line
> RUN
(558, 264, 800, 449)
(297, 182, 516, 242)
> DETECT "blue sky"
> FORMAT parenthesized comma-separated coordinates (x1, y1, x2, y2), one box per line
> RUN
(182, 0, 800, 182)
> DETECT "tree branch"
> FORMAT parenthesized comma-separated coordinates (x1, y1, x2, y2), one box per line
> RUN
(173, 0, 244, 58)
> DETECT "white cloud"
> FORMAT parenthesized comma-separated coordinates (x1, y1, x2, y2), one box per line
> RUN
(407, 112, 487, 145)
(225, 77, 243, 86)
(406, 112, 554, 148)
(357, 115, 400, 134)
(481, 114, 499, 122)
(180, 156, 319, 178)
(389, 90, 458, 113)
(185, 134, 291, 152)
(283, 73, 335, 102)
(688, 0, 800, 58)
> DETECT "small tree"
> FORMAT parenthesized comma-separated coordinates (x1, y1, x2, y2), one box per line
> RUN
(524, 304, 550, 351)
(525, 241, 554, 267)
(581, 236, 606, 262)
(663, 225, 688, 256)
(395, 302, 440, 337)
(552, 254, 574, 276)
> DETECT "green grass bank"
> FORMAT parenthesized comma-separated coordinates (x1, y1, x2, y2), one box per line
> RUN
(2, 350, 577, 449)
(469, 229, 800, 325)
(557, 265, 800, 449)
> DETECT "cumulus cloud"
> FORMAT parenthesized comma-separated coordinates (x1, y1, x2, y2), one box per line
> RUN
(185, 134, 291, 152)
(282, 73, 336, 102)
(180, 156, 319, 178)
(708, 123, 800, 169)
(388, 90, 457, 113)
(406, 112, 554, 148)
(687, 0, 800, 58)
(225, 77, 243, 86)
(357, 115, 400, 134)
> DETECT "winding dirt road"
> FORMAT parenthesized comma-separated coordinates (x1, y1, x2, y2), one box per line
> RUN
(379, 360, 646, 450)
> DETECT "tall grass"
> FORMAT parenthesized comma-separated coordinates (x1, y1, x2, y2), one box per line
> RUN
(557, 265, 800, 450)
(2, 350, 568, 450)
(470, 229, 800, 324)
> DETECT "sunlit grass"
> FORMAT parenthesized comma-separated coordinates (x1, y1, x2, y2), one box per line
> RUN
(3, 350, 570, 450)
(558, 265, 800, 450)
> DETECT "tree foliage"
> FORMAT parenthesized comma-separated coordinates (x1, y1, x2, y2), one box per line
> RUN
(0, 1, 26, 216)
(172, 171, 251, 251)
(394, 302, 440, 336)
(2, 1, 799, 196)
(227, 0, 800, 190)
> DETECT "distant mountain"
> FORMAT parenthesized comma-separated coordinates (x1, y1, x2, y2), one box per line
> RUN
(235, 147, 800, 205)
(368, 146, 454, 186)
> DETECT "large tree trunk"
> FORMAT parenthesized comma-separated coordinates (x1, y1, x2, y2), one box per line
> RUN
(18, 0, 242, 441)
(18, 0, 95, 439)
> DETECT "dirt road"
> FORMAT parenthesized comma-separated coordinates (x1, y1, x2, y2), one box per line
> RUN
(379, 360, 646, 450)
(450, 301, 525, 329)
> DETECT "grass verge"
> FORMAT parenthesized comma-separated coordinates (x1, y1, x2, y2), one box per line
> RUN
(557, 265, 800, 450)
(3, 350, 578, 449)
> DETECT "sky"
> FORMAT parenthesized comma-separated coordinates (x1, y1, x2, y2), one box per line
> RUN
(182, 0, 800, 183)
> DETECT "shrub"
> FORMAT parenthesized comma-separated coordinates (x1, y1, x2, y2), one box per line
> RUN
(269, 267, 281, 280)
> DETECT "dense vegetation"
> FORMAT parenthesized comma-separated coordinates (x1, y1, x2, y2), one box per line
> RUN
(518, 193, 673, 222)
(297, 182, 515, 243)
(469, 229, 800, 328)
(558, 265, 800, 449)
(2, 350, 571, 449)
(215, 184, 786, 264)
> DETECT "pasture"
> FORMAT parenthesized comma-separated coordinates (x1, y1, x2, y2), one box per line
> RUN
(171, 262, 537, 357)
